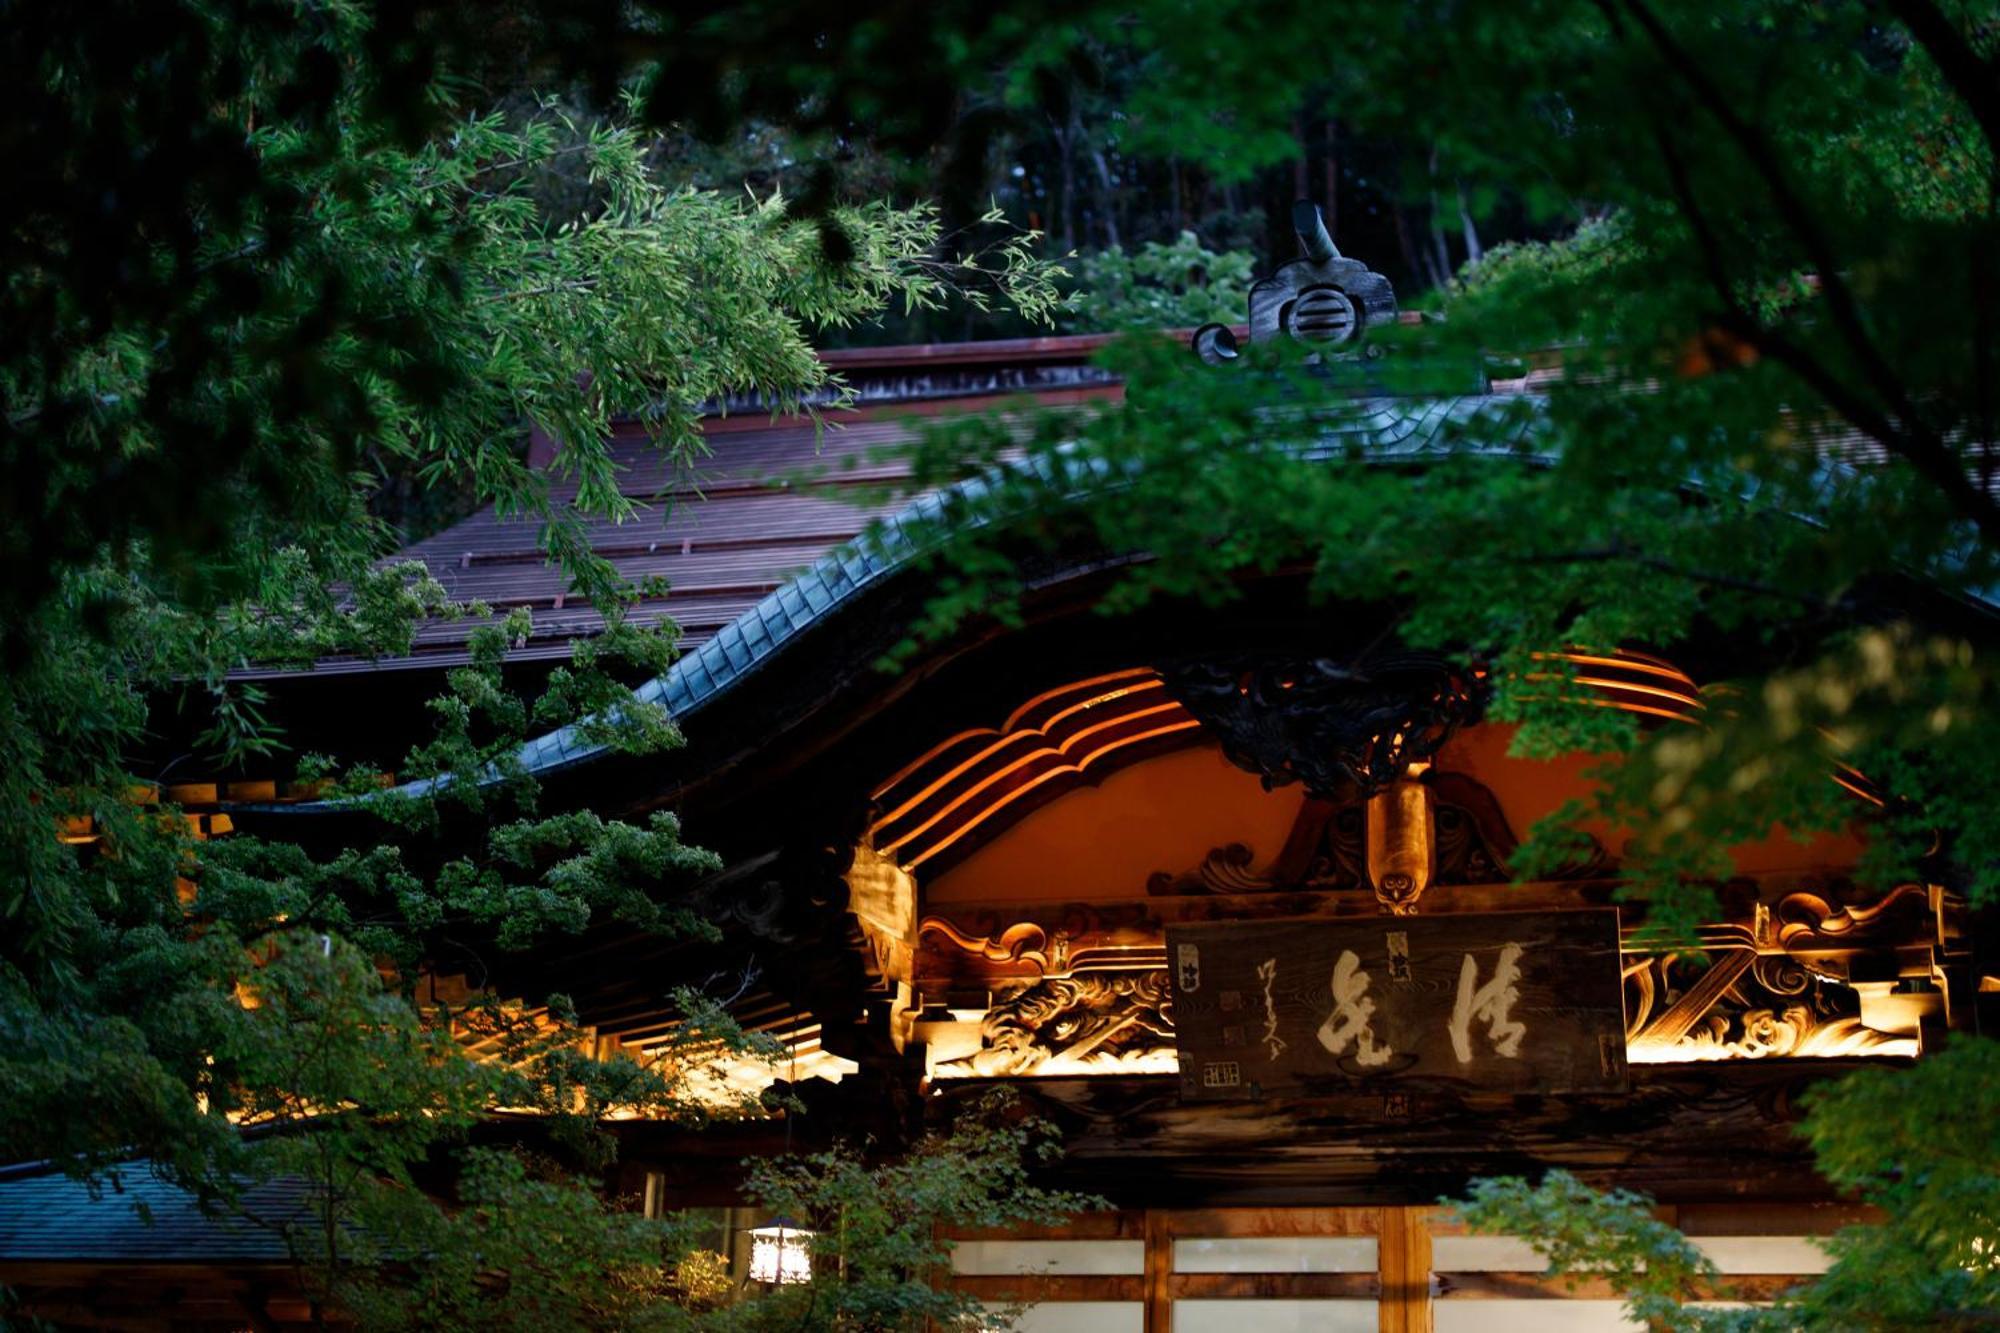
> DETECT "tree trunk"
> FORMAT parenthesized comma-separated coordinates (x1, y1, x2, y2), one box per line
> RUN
(1293, 114, 1309, 204)
(1392, 204, 1430, 293)
(1051, 114, 1077, 255)
(1263, 163, 1296, 264)
(1457, 181, 1484, 265)
(1428, 203, 1453, 287)
(1323, 120, 1340, 242)
(1425, 146, 1453, 288)
(1090, 145, 1122, 251)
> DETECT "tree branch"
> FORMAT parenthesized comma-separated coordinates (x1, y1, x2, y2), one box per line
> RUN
(195, 237, 267, 277)
(1671, 131, 2000, 543)
(1612, 0, 1919, 414)
(1883, 0, 2000, 162)
(1650, 123, 1900, 450)
(1511, 543, 1831, 610)
(1606, 0, 2000, 546)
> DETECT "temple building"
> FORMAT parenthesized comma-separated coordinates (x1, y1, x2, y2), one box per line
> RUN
(0, 209, 1989, 1331)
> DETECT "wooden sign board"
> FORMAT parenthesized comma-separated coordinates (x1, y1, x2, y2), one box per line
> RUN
(1166, 910, 1627, 1099)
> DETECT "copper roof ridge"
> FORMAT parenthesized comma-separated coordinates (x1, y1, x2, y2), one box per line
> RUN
(812, 327, 1245, 370)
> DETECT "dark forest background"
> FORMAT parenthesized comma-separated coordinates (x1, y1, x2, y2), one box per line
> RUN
(490, 67, 1539, 345)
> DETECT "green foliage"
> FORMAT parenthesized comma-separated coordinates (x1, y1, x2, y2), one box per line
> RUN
(9, 76, 1061, 632)
(1065, 232, 1256, 331)
(874, 0, 2000, 942)
(0, 480, 1017, 1315)
(1791, 1038, 2000, 1327)
(878, 324, 1993, 932)
(781, 33, 2000, 1327)
(0, 3, 1073, 1326)
(320, 1092, 1094, 1332)
(8, 0, 2000, 1325)
(5, 0, 1075, 657)
(1453, 1172, 1720, 1328)
(342, 1148, 700, 1332)
(726, 1093, 1101, 1332)
(1449, 1039, 2000, 1331)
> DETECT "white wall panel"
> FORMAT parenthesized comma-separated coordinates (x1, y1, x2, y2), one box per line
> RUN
(951, 1239, 1144, 1276)
(1175, 1236, 1378, 1273)
(1174, 1299, 1378, 1332)
(1431, 1234, 1548, 1271)
(1004, 1301, 1144, 1333)
(1435, 1300, 1640, 1331)
(1694, 1236, 1832, 1274)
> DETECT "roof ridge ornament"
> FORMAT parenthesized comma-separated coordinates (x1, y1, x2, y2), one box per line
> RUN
(1192, 200, 1399, 365)
(1155, 652, 1486, 804)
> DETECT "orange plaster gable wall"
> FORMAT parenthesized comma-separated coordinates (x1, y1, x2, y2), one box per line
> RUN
(924, 724, 1865, 905)
(925, 745, 1307, 904)
(1435, 723, 1865, 876)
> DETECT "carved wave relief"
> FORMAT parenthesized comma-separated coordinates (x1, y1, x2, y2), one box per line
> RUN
(920, 945, 1924, 1078)
(1627, 1011, 1918, 1063)
(915, 880, 1953, 1079)
(1623, 950, 1921, 1063)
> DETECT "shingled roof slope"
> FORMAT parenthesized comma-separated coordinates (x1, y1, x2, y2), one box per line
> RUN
(0, 1168, 313, 1263)
(391, 414, 915, 666)
(451, 395, 1544, 787)
(227, 323, 1981, 809)
(253, 334, 1125, 679)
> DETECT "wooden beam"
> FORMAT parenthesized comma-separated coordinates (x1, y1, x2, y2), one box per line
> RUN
(953, 1274, 1146, 1302)
(1145, 1208, 1173, 1333)
(945, 1211, 1144, 1241)
(941, 1061, 1866, 1207)
(1378, 1206, 1434, 1333)
(1673, 1200, 1883, 1235)
(1168, 1272, 1378, 1299)
(950, 1271, 1381, 1303)
(1155, 1206, 1376, 1237)
(1436, 1272, 1813, 1302)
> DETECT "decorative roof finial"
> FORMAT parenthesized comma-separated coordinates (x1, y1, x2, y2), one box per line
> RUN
(1293, 198, 1340, 264)
(1192, 200, 1398, 365)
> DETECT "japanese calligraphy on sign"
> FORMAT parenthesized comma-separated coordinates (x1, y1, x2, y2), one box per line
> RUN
(1166, 910, 1627, 1099)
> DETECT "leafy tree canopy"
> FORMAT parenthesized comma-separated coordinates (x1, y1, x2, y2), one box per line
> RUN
(837, 0, 2000, 937)
(1062, 231, 1256, 332)
(748, 4, 1999, 1325)
(0, 0, 1071, 1325)
(7, 0, 2000, 1326)
(1452, 1038, 2000, 1330)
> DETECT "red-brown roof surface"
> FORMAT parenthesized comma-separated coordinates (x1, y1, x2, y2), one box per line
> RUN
(239, 327, 1910, 683)
(249, 335, 1127, 678)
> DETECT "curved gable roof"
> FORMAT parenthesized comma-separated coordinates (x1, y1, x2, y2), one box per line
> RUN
(498, 393, 1542, 787)
(247, 368, 1993, 821)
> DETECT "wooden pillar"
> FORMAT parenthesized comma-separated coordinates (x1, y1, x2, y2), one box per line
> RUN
(1378, 1206, 1434, 1333)
(1144, 1209, 1173, 1333)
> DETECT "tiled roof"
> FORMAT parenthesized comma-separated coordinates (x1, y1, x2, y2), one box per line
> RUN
(382, 388, 1985, 798)
(230, 319, 1991, 813)
(224, 391, 1541, 814)
(386, 414, 917, 669)
(238, 335, 1126, 679)
(467, 394, 1545, 786)
(0, 1167, 314, 1263)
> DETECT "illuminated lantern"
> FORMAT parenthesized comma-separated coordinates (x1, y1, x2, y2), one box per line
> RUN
(746, 1218, 813, 1285)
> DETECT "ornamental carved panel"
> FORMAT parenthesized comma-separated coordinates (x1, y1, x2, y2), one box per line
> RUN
(930, 970, 1177, 1078)
(912, 884, 1958, 1082)
(1144, 771, 1609, 903)
(1156, 654, 1489, 804)
(1625, 947, 1921, 1062)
